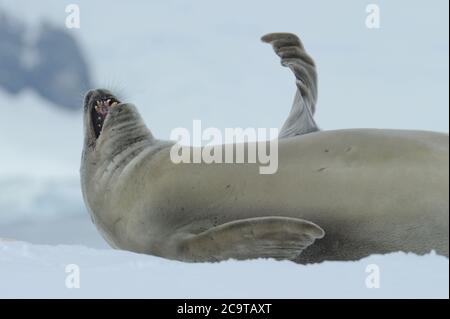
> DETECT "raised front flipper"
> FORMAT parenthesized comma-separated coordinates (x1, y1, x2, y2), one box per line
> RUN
(262, 33, 319, 138)
(176, 216, 325, 262)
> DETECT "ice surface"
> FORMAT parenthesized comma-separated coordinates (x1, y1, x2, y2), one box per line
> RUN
(0, 241, 448, 298)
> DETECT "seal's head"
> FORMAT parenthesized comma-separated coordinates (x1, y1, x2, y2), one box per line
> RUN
(82, 89, 153, 154)
(83, 89, 121, 149)
(85, 89, 121, 140)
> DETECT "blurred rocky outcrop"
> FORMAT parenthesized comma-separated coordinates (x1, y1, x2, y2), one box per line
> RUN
(0, 11, 27, 94)
(0, 10, 93, 111)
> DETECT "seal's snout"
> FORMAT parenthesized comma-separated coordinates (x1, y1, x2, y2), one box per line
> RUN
(84, 90, 95, 107)
(85, 89, 121, 139)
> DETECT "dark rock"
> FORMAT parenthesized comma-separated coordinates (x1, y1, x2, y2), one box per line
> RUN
(0, 12, 27, 94)
(0, 10, 93, 111)
(29, 23, 93, 110)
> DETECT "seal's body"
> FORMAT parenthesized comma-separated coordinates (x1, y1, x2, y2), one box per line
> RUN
(81, 33, 449, 263)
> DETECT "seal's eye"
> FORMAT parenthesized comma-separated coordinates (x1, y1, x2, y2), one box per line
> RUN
(92, 97, 120, 138)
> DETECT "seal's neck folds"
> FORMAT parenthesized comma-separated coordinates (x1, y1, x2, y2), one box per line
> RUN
(93, 103, 155, 160)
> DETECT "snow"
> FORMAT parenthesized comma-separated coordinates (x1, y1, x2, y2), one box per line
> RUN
(0, 1, 448, 298)
(0, 241, 448, 298)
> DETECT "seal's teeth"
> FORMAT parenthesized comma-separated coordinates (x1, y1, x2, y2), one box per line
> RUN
(96, 100, 100, 106)
(111, 102, 118, 107)
(106, 99, 111, 105)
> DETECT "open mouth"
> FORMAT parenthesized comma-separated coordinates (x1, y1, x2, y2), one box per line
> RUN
(91, 96, 120, 138)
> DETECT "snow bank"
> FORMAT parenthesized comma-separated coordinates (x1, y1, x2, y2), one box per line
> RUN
(0, 174, 108, 248)
(0, 176, 83, 225)
(0, 241, 448, 298)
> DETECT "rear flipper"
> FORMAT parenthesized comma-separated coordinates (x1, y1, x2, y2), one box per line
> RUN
(176, 216, 325, 262)
(262, 33, 319, 138)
